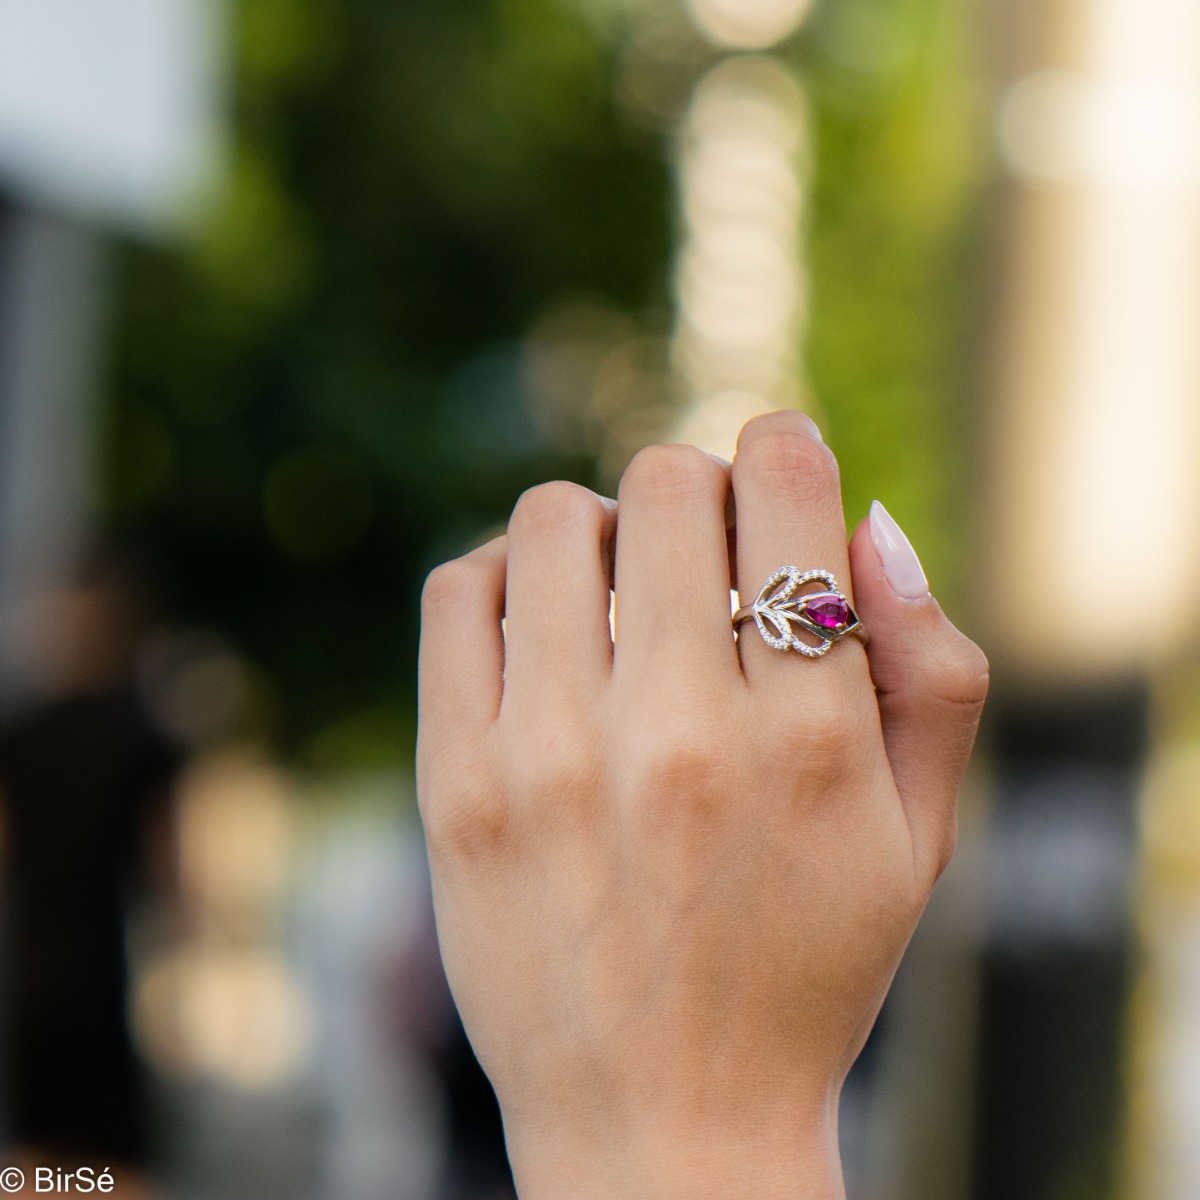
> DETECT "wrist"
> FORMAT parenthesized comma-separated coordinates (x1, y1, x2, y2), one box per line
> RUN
(505, 1093, 845, 1200)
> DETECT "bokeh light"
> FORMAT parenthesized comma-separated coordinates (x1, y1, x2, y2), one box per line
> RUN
(671, 55, 809, 459)
(685, 0, 814, 52)
(988, 2, 1200, 676)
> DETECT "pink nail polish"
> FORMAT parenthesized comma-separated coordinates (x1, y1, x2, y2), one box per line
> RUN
(869, 500, 929, 599)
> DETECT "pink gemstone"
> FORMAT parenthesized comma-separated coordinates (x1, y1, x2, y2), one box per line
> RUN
(801, 593, 849, 629)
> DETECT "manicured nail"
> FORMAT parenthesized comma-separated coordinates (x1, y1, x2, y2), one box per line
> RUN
(869, 500, 929, 599)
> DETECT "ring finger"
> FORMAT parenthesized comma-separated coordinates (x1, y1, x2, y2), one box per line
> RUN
(732, 411, 868, 688)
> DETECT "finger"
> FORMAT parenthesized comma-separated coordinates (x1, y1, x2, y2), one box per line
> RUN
(732, 411, 868, 687)
(717, 452, 740, 588)
(419, 536, 508, 742)
(613, 444, 739, 684)
(849, 502, 989, 885)
(502, 482, 616, 714)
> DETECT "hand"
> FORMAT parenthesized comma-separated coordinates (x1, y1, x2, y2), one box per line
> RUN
(417, 412, 988, 1199)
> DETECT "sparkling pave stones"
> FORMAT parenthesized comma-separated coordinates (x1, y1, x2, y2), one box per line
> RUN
(734, 567, 864, 657)
(750, 566, 803, 650)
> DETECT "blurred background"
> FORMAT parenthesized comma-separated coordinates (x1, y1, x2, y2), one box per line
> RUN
(0, 0, 1197, 1197)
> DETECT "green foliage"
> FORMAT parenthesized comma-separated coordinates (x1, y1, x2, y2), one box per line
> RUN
(102, 0, 984, 765)
(104, 0, 670, 759)
(800, 0, 986, 609)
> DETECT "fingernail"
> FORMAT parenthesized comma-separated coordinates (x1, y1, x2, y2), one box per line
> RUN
(794, 413, 823, 443)
(869, 500, 929, 599)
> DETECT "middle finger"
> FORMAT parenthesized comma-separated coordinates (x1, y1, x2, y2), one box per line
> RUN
(612, 444, 740, 686)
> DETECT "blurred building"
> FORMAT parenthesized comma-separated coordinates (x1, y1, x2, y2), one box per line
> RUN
(979, 2, 1200, 1197)
(0, 0, 228, 707)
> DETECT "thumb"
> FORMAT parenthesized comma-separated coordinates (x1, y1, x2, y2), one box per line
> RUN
(849, 501, 989, 885)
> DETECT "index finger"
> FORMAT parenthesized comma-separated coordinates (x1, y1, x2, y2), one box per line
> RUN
(418, 536, 507, 741)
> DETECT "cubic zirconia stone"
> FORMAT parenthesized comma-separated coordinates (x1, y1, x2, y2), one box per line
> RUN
(801, 592, 849, 630)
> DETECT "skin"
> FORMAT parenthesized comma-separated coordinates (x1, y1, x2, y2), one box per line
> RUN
(417, 411, 989, 1199)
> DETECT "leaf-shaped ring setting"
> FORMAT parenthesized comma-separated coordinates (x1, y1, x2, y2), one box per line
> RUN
(732, 567, 868, 658)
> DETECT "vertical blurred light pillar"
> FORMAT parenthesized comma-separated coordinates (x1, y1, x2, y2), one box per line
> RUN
(983, 0, 1200, 1195)
(670, 0, 814, 461)
(667, 1, 893, 1189)
(0, 0, 228, 708)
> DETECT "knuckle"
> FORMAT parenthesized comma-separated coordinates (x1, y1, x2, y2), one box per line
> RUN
(625, 717, 724, 797)
(505, 722, 597, 801)
(758, 685, 875, 794)
(931, 634, 990, 712)
(736, 429, 837, 503)
(620, 443, 725, 507)
(737, 410, 822, 446)
(421, 557, 487, 616)
(509, 480, 600, 537)
(419, 783, 507, 856)
(779, 686, 856, 750)
(798, 709, 849, 755)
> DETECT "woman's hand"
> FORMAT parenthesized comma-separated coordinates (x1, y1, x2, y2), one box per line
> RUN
(416, 411, 988, 1200)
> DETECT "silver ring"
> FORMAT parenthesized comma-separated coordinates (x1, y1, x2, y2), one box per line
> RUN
(733, 567, 867, 658)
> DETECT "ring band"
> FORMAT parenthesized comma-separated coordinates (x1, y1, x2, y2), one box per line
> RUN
(733, 567, 867, 658)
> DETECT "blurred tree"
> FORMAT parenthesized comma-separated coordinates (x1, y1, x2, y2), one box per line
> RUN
(801, 0, 986, 605)
(104, 0, 671, 760)
(102, 0, 984, 767)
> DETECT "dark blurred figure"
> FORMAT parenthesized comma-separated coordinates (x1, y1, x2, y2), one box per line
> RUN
(435, 1017, 514, 1200)
(0, 548, 182, 1181)
(399, 904, 515, 1200)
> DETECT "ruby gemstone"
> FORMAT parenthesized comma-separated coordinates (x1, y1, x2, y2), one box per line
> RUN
(801, 593, 849, 629)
